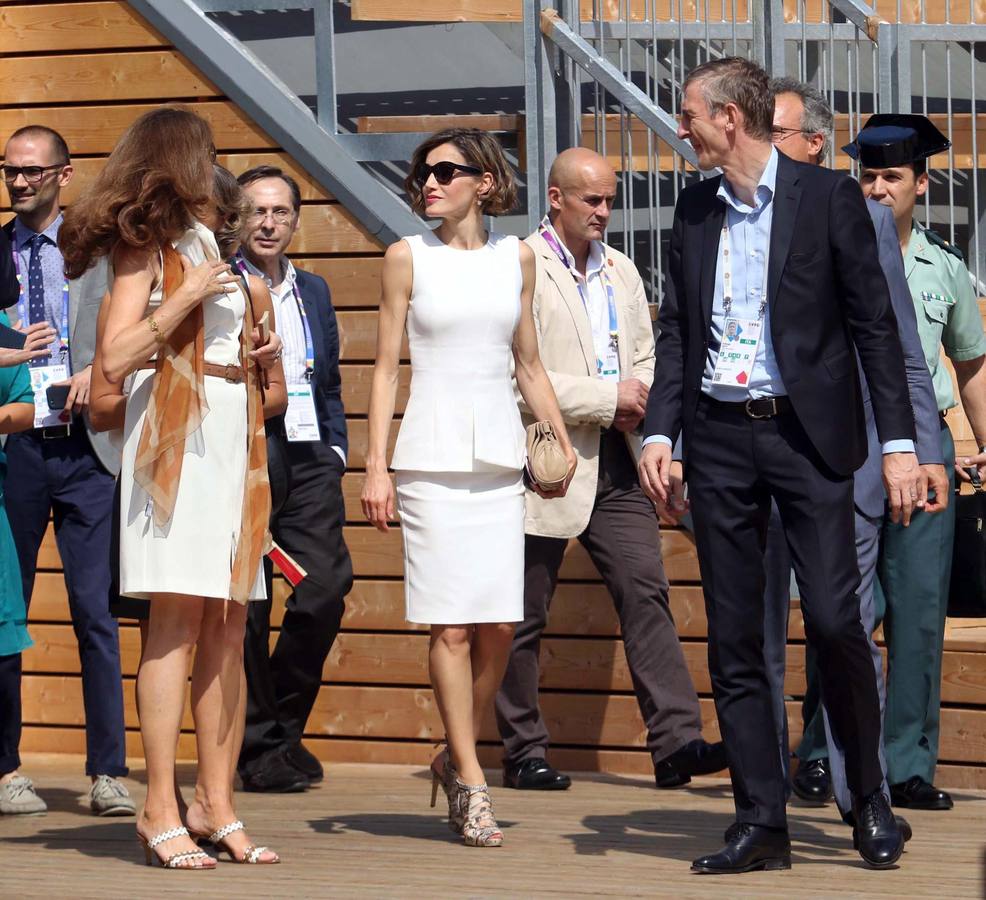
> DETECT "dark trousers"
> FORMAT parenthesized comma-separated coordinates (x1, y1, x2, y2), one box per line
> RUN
(239, 438, 353, 773)
(687, 398, 883, 829)
(0, 652, 22, 774)
(495, 428, 703, 768)
(3, 428, 126, 777)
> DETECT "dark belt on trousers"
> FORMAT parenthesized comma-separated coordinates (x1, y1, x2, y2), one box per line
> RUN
(701, 394, 793, 420)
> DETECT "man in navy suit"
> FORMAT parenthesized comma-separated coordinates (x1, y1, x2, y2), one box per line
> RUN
(758, 79, 944, 823)
(639, 58, 921, 872)
(235, 166, 353, 793)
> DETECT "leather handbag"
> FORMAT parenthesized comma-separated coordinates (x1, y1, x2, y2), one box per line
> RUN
(525, 421, 569, 492)
(948, 473, 986, 618)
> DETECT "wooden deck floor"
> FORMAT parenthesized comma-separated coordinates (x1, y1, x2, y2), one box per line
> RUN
(3, 754, 985, 898)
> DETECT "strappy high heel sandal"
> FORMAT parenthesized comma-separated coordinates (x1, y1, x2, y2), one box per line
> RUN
(429, 742, 464, 834)
(192, 820, 279, 864)
(455, 781, 503, 848)
(138, 825, 216, 869)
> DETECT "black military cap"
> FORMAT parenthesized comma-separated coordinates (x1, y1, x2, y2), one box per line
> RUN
(842, 114, 951, 168)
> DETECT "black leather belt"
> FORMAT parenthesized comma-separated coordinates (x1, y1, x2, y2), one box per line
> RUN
(40, 424, 71, 440)
(703, 395, 793, 420)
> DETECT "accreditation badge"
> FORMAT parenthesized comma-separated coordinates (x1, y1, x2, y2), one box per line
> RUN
(711, 317, 762, 387)
(285, 383, 320, 442)
(29, 363, 70, 429)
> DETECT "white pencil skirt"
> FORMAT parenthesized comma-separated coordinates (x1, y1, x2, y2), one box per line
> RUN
(396, 469, 525, 625)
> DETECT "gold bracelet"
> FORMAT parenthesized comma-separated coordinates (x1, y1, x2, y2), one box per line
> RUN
(147, 314, 167, 345)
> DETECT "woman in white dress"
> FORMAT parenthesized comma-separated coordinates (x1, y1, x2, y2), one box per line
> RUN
(60, 108, 286, 869)
(362, 128, 576, 847)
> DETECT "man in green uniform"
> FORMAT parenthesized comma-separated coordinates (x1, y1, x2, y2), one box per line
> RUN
(845, 114, 986, 810)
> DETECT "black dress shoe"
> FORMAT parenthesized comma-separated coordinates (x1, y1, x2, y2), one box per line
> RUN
(503, 757, 571, 790)
(692, 824, 791, 874)
(853, 789, 904, 868)
(890, 776, 953, 810)
(240, 749, 309, 794)
(654, 739, 727, 788)
(791, 757, 833, 804)
(283, 742, 324, 783)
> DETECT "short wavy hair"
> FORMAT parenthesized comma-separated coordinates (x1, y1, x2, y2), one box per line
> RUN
(212, 164, 252, 260)
(59, 106, 213, 279)
(404, 128, 517, 217)
(683, 56, 774, 142)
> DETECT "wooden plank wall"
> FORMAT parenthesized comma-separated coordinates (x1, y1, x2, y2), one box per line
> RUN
(5, 1, 986, 788)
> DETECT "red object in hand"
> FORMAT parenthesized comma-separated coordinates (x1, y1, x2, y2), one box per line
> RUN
(267, 541, 308, 586)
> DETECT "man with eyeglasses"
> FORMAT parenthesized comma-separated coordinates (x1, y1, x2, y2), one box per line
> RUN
(752, 80, 941, 833)
(0, 125, 132, 817)
(234, 165, 352, 794)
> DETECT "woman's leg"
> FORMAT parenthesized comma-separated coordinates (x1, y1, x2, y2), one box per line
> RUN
(136, 617, 187, 819)
(135, 593, 213, 867)
(430, 625, 483, 784)
(185, 600, 277, 862)
(470, 623, 516, 744)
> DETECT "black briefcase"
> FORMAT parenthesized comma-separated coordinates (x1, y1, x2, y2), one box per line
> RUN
(948, 473, 986, 618)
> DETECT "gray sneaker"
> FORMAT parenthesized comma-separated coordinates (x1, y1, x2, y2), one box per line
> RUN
(89, 775, 136, 817)
(0, 775, 47, 815)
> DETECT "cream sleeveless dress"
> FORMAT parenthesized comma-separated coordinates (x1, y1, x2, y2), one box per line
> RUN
(393, 230, 527, 624)
(117, 222, 265, 601)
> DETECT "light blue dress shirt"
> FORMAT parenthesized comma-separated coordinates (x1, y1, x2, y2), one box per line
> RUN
(646, 147, 913, 455)
(12, 214, 67, 337)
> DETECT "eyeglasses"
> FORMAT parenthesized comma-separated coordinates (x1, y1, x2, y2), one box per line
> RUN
(771, 126, 810, 143)
(1, 163, 67, 185)
(248, 208, 295, 225)
(413, 161, 482, 187)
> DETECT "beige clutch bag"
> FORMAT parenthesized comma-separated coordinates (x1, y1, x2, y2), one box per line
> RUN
(525, 421, 569, 491)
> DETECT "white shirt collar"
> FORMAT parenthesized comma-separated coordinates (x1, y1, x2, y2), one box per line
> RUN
(239, 253, 297, 295)
(540, 216, 606, 278)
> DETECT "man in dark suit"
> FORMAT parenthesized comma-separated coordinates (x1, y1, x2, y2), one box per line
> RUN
(639, 58, 921, 873)
(235, 166, 353, 793)
(761, 79, 943, 830)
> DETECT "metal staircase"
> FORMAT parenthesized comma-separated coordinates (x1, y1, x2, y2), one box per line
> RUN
(128, 1, 985, 294)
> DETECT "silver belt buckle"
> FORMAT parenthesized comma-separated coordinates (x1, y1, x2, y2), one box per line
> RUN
(745, 398, 775, 420)
(42, 423, 71, 440)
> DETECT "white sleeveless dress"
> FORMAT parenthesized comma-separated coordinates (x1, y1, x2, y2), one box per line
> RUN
(117, 222, 265, 601)
(393, 230, 527, 624)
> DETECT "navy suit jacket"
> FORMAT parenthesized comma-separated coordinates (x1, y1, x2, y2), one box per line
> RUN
(853, 199, 941, 517)
(292, 267, 348, 456)
(645, 152, 915, 477)
(0, 225, 17, 310)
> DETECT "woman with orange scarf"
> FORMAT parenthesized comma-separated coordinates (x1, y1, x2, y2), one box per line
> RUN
(60, 107, 286, 869)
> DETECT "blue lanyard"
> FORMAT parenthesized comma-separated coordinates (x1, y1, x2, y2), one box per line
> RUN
(235, 256, 314, 381)
(539, 222, 619, 335)
(11, 239, 70, 360)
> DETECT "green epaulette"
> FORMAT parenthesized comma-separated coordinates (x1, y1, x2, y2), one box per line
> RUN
(919, 224, 965, 261)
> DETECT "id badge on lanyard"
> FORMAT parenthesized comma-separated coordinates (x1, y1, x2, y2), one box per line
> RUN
(539, 222, 620, 382)
(286, 282, 320, 442)
(710, 223, 768, 388)
(12, 241, 71, 426)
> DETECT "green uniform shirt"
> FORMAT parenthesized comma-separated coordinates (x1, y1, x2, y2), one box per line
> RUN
(903, 222, 986, 412)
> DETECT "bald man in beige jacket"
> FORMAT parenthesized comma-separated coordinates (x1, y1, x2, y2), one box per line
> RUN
(495, 149, 725, 791)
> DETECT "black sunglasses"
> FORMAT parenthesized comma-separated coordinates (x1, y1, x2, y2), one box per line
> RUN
(414, 161, 482, 187)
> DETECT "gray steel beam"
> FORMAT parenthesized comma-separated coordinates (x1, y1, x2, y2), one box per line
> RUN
(524, 2, 557, 232)
(196, 1, 314, 10)
(540, 9, 698, 170)
(313, 0, 337, 133)
(129, 0, 424, 244)
(829, 0, 880, 38)
(583, 22, 862, 42)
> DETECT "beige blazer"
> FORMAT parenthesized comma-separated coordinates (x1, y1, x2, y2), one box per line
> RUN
(521, 231, 655, 538)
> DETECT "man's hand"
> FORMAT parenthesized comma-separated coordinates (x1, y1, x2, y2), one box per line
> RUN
(612, 412, 642, 433)
(882, 451, 927, 526)
(616, 378, 649, 419)
(656, 459, 689, 526)
(956, 450, 986, 486)
(638, 441, 672, 504)
(0, 321, 57, 367)
(921, 463, 950, 514)
(56, 365, 92, 415)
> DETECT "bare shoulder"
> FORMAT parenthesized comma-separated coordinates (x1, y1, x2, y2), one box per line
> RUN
(384, 238, 413, 266)
(518, 241, 535, 266)
(111, 242, 158, 277)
